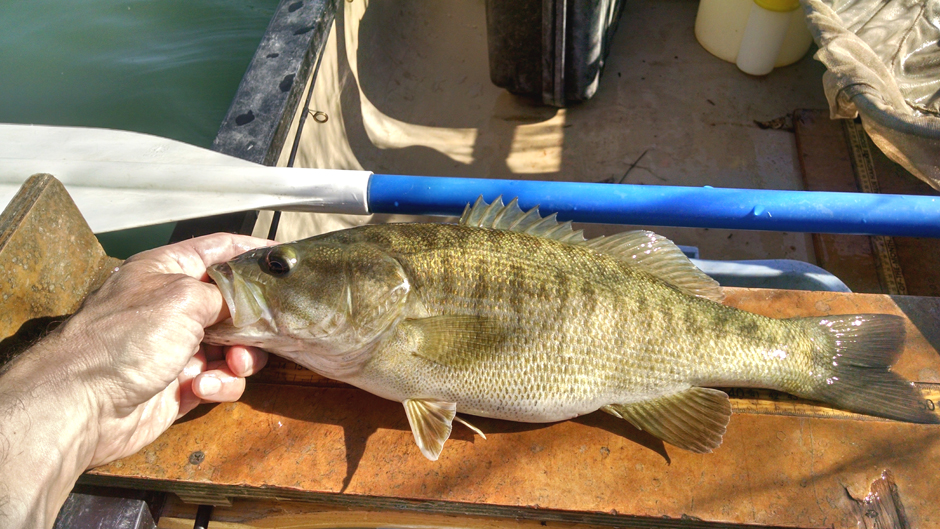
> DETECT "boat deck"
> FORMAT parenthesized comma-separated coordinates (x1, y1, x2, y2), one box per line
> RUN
(260, 0, 827, 264)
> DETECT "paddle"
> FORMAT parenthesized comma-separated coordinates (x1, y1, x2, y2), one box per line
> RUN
(2, 124, 938, 237)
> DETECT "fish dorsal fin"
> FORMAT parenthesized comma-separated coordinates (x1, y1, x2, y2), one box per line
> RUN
(460, 196, 587, 244)
(403, 398, 457, 460)
(603, 387, 731, 453)
(585, 231, 724, 302)
(459, 196, 722, 302)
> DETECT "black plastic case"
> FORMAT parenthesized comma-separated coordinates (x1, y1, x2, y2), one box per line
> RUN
(485, 0, 625, 107)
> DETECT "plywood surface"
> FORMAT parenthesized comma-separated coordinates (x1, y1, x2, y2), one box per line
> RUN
(85, 288, 940, 529)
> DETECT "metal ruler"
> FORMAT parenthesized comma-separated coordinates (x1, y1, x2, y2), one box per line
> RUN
(843, 120, 908, 295)
(259, 357, 940, 422)
(724, 383, 940, 422)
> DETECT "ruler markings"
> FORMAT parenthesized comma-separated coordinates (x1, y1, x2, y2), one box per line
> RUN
(843, 120, 908, 295)
(723, 383, 940, 422)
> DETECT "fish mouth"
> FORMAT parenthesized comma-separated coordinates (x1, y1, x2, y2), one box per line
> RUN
(207, 263, 237, 316)
(207, 262, 276, 331)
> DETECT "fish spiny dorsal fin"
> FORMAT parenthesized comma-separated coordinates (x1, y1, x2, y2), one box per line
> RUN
(460, 195, 504, 228)
(459, 196, 586, 242)
(459, 197, 721, 302)
(586, 231, 724, 302)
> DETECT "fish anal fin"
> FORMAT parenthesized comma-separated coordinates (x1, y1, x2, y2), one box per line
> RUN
(401, 315, 512, 367)
(586, 231, 723, 302)
(607, 387, 731, 453)
(403, 399, 457, 461)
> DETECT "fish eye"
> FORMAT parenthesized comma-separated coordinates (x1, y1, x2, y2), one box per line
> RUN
(260, 247, 297, 278)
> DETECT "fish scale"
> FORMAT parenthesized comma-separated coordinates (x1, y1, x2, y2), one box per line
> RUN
(205, 197, 938, 460)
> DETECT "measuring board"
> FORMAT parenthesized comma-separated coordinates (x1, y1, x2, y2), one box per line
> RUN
(724, 384, 940, 422)
(257, 356, 940, 423)
(842, 119, 908, 295)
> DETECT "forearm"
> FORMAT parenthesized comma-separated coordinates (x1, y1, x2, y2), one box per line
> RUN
(0, 336, 98, 529)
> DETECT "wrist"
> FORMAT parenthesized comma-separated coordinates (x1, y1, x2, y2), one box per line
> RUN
(0, 333, 100, 528)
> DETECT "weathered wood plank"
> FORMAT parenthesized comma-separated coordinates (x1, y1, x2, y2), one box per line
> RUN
(157, 496, 656, 529)
(0, 173, 120, 364)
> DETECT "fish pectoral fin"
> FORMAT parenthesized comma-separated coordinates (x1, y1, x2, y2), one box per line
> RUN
(403, 316, 512, 367)
(403, 398, 457, 461)
(606, 387, 731, 453)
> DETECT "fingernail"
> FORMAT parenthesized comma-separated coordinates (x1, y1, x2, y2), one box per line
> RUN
(197, 376, 221, 396)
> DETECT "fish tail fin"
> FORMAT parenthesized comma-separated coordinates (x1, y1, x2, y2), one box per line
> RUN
(796, 314, 938, 424)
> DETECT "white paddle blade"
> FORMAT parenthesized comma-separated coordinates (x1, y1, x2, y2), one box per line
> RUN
(0, 124, 371, 233)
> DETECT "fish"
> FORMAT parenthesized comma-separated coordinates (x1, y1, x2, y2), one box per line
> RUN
(204, 196, 938, 460)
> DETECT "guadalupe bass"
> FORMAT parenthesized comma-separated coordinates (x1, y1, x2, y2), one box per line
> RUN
(204, 197, 937, 460)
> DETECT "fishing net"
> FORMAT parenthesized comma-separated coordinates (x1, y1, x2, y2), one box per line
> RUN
(803, 0, 940, 190)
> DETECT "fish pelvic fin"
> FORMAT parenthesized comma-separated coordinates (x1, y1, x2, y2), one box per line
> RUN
(403, 398, 457, 461)
(604, 387, 731, 453)
(459, 196, 722, 302)
(454, 416, 487, 439)
(796, 314, 939, 424)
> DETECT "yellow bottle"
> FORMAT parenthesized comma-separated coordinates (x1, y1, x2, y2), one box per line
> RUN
(695, 0, 813, 75)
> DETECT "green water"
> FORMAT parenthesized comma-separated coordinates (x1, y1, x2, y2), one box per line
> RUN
(0, 0, 279, 256)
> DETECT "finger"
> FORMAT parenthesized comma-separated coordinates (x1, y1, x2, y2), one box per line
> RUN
(202, 343, 226, 364)
(225, 346, 268, 377)
(215, 295, 231, 322)
(192, 367, 247, 402)
(177, 386, 203, 419)
(176, 349, 209, 418)
(180, 348, 209, 384)
(178, 278, 229, 329)
(172, 233, 277, 279)
(128, 233, 275, 279)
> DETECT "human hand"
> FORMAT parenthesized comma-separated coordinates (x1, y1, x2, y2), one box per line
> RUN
(0, 233, 275, 528)
(66, 233, 278, 467)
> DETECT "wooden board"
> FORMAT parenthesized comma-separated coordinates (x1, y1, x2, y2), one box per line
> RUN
(0, 173, 121, 365)
(794, 109, 940, 296)
(83, 288, 940, 529)
(156, 496, 641, 529)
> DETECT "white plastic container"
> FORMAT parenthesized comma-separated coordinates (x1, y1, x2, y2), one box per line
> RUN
(695, 0, 813, 75)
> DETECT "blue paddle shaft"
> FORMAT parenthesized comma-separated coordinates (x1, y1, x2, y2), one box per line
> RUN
(368, 174, 940, 238)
